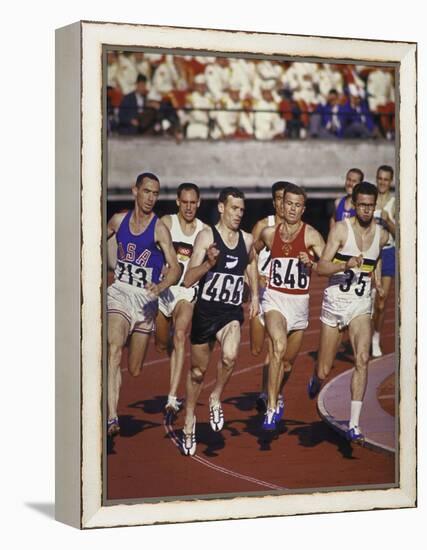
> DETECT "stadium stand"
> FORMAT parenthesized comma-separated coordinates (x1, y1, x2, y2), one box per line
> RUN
(106, 53, 396, 142)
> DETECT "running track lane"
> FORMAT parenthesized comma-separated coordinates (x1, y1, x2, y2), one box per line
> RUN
(107, 274, 396, 501)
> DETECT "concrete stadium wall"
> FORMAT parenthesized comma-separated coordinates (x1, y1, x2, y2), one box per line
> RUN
(107, 137, 396, 199)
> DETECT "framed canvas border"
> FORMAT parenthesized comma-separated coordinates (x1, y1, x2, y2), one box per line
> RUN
(55, 20, 417, 529)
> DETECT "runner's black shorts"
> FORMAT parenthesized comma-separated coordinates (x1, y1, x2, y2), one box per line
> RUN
(190, 303, 244, 345)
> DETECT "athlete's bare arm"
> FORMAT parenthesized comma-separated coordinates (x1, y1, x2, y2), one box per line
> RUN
(251, 217, 268, 242)
(242, 232, 259, 319)
(148, 220, 180, 295)
(183, 227, 218, 288)
(107, 211, 127, 239)
(372, 227, 391, 298)
(373, 258, 384, 298)
(380, 204, 396, 237)
(254, 225, 275, 254)
(160, 214, 172, 230)
(317, 221, 363, 276)
(380, 227, 390, 249)
(298, 225, 326, 271)
(329, 197, 340, 231)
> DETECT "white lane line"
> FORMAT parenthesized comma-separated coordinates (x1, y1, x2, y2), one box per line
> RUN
(163, 414, 285, 491)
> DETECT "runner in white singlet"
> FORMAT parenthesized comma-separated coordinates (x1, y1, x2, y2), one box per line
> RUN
(156, 183, 207, 415)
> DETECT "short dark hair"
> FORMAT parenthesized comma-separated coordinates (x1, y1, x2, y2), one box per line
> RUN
(177, 182, 200, 199)
(376, 165, 394, 179)
(347, 168, 364, 182)
(283, 182, 307, 204)
(271, 181, 291, 199)
(135, 172, 160, 188)
(352, 181, 378, 203)
(218, 187, 245, 204)
(136, 73, 147, 84)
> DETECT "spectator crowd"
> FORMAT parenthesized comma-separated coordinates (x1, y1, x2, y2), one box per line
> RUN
(107, 51, 396, 142)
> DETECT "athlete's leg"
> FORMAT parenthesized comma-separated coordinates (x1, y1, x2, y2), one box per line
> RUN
(154, 310, 171, 353)
(209, 320, 241, 404)
(279, 329, 305, 392)
(107, 313, 130, 423)
(261, 345, 270, 393)
(127, 329, 151, 377)
(255, 340, 270, 411)
(348, 314, 372, 401)
(307, 322, 342, 399)
(250, 315, 265, 356)
(264, 310, 288, 411)
(348, 313, 372, 434)
(316, 322, 342, 380)
(183, 341, 213, 434)
(372, 275, 393, 355)
(169, 300, 194, 398)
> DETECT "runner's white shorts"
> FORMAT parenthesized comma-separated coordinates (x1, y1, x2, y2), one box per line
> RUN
(158, 285, 198, 318)
(261, 288, 309, 332)
(256, 286, 268, 327)
(320, 284, 372, 330)
(107, 280, 158, 334)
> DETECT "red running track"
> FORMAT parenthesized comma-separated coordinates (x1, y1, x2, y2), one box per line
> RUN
(106, 273, 396, 502)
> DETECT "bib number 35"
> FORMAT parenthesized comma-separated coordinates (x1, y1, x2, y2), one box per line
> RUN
(339, 270, 370, 296)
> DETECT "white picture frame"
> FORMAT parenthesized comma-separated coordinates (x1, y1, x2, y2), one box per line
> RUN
(55, 20, 417, 529)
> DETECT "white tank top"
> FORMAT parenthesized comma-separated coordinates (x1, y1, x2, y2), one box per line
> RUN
(170, 214, 204, 285)
(374, 194, 395, 248)
(258, 215, 276, 276)
(329, 218, 381, 297)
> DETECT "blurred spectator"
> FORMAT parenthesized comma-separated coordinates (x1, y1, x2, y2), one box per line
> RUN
(281, 62, 320, 100)
(278, 89, 304, 139)
(253, 83, 285, 140)
(367, 68, 395, 139)
(338, 63, 366, 98)
(107, 52, 393, 142)
(228, 58, 257, 100)
(185, 75, 215, 139)
(309, 88, 346, 138)
(115, 52, 139, 95)
(342, 92, 378, 139)
(118, 74, 158, 135)
(133, 52, 152, 80)
(205, 57, 231, 101)
(180, 56, 207, 88)
(316, 63, 344, 98)
(144, 53, 165, 71)
(106, 52, 123, 132)
(107, 52, 121, 90)
(253, 60, 283, 98)
(150, 55, 181, 97)
(211, 87, 254, 139)
(367, 67, 394, 110)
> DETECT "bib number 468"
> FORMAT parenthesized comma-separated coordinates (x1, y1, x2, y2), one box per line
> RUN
(202, 273, 243, 305)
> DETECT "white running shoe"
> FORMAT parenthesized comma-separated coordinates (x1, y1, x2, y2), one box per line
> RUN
(182, 418, 196, 456)
(107, 416, 120, 436)
(209, 400, 224, 432)
(346, 425, 365, 444)
(371, 332, 383, 358)
(275, 394, 285, 421)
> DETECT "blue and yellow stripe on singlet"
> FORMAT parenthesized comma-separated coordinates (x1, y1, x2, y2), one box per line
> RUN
(332, 252, 376, 273)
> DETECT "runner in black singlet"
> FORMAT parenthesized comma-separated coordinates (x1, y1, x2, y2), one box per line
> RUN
(180, 187, 259, 456)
